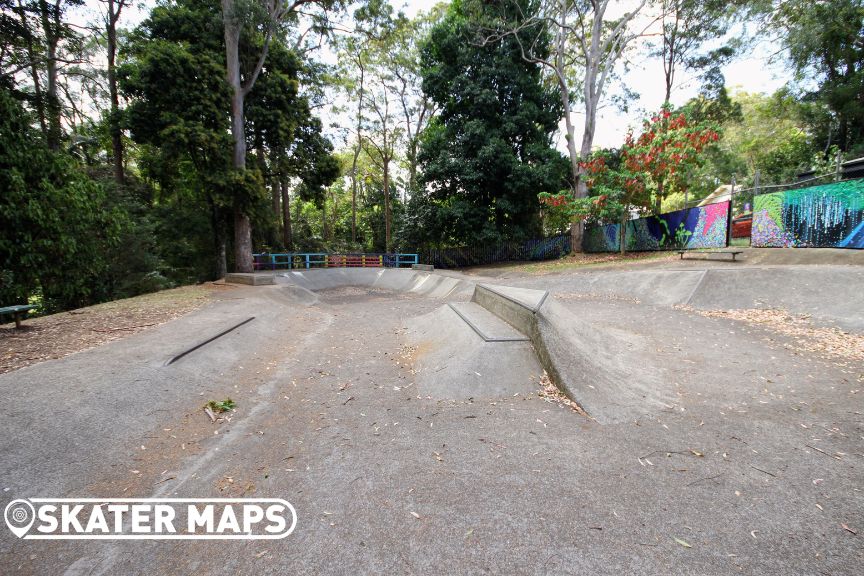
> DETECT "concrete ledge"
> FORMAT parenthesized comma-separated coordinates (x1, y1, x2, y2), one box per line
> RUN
(224, 273, 275, 286)
(472, 285, 544, 336)
(472, 284, 602, 420)
(412, 263, 434, 271)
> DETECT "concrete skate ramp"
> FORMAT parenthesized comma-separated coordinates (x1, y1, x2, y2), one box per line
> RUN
(686, 267, 864, 331)
(546, 269, 705, 306)
(471, 283, 673, 423)
(278, 268, 475, 300)
(548, 266, 864, 330)
(533, 299, 674, 423)
(407, 305, 541, 399)
(280, 284, 320, 305)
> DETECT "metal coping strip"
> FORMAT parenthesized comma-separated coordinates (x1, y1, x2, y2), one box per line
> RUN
(446, 304, 529, 342)
(165, 317, 256, 366)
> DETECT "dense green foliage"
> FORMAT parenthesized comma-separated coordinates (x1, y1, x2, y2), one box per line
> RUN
(776, 0, 864, 156)
(1, 0, 862, 314)
(414, 0, 568, 246)
(0, 87, 122, 311)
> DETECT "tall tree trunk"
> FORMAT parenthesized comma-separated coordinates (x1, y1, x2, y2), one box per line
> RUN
(349, 56, 365, 244)
(39, 0, 61, 150)
(619, 213, 627, 255)
(271, 179, 281, 244)
(322, 199, 329, 242)
(210, 199, 227, 279)
(19, 0, 47, 137)
(553, 4, 585, 253)
(655, 180, 664, 215)
(107, 0, 124, 184)
(222, 0, 253, 272)
(383, 159, 391, 252)
(280, 179, 293, 250)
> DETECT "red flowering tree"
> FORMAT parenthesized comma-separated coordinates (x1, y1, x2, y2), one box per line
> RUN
(626, 106, 720, 214)
(539, 105, 719, 253)
(539, 150, 649, 254)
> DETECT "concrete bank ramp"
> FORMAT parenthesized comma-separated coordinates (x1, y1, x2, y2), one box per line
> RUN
(280, 284, 320, 305)
(686, 266, 864, 331)
(550, 269, 705, 306)
(467, 282, 672, 423)
(533, 299, 673, 423)
(278, 268, 475, 300)
(407, 305, 541, 399)
(543, 266, 864, 331)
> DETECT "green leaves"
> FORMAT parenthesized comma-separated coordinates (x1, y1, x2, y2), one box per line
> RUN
(0, 88, 121, 311)
(417, 0, 568, 246)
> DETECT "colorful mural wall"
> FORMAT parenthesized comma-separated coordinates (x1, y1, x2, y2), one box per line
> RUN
(752, 180, 864, 248)
(584, 201, 730, 253)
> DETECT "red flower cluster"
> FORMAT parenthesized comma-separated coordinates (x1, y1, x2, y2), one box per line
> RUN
(541, 194, 568, 208)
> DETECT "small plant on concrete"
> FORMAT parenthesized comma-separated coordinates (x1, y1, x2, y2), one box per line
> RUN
(206, 399, 236, 413)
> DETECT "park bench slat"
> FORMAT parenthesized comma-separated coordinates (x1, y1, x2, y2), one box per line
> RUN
(677, 250, 743, 262)
(0, 304, 36, 329)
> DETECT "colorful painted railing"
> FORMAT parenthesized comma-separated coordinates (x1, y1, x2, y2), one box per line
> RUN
(252, 253, 419, 270)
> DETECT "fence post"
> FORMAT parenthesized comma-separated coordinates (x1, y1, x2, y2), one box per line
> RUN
(835, 149, 843, 182)
(728, 176, 736, 247)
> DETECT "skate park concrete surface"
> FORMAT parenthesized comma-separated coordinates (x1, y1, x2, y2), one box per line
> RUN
(1, 252, 862, 575)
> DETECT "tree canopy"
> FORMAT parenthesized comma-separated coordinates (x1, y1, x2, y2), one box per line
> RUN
(0, 0, 859, 312)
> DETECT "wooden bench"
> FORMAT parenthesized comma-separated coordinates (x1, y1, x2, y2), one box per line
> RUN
(0, 304, 36, 329)
(678, 250, 743, 262)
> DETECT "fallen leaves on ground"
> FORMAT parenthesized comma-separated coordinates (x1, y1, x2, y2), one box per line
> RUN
(0, 284, 223, 374)
(677, 306, 864, 363)
(538, 370, 588, 416)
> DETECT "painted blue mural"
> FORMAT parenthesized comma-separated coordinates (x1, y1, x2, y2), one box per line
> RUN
(584, 201, 730, 252)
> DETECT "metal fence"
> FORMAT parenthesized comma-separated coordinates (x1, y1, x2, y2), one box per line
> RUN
(419, 234, 571, 268)
(253, 253, 418, 270)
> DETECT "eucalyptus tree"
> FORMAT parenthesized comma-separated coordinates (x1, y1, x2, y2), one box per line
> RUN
(100, 0, 132, 183)
(362, 66, 401, 251)
(655, 0, 746, 104)
(388, 6, 442, 197)
(220, 0, 342, 272)
(2, 0, 86, 149)
(476, 0, 655, 249)
(334, 0, 398, 243)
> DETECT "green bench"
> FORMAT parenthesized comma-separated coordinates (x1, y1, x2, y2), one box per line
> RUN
(0, 304, 36, 329)
(677, 250, 743, 262)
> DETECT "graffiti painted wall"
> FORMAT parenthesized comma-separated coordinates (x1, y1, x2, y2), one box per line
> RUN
(584, 201, 730, 252)
(752, 180, 864, 248)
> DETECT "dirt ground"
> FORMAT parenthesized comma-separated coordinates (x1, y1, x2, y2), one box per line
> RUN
(0, 283, 231, 375)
